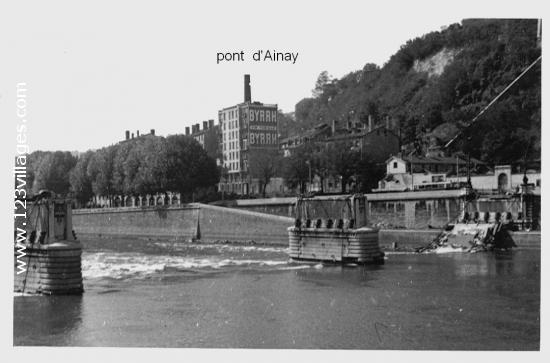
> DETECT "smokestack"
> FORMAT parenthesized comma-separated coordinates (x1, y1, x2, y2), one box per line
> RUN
(368, 115, 373, 132)
(244, 74, 251, 103)
(185, 127, 190, 135)
(203, 121, 208, 130)
(125, 130, 130, 140)
(150, 129, 155, 136)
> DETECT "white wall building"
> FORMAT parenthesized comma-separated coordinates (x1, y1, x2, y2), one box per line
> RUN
(376, 155, 540, 195)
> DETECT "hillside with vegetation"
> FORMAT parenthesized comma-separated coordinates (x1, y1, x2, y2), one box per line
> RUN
(290, 19, 541, 165)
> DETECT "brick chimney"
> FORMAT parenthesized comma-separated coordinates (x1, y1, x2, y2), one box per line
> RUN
(244, 74, 251, 103)
(203, 121, 208, 130)
(209, 119, 214, 128)
(125, 130, 130, 140)
(137, 130, 140, 137)
(150, 129, 155, 136)
(185, 127, 190, 135)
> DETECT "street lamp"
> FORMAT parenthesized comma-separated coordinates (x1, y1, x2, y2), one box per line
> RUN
(306, 160, 312, 193)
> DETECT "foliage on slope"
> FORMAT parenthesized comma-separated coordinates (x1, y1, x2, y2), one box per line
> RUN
(293, 19, 541, 164)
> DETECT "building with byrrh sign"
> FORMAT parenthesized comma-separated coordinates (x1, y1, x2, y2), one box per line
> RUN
(218, 74, 279, 195)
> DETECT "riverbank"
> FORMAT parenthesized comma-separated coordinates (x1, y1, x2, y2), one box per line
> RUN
(77, 228, 540, 255)
(378, 229, 541, 251)
(73, 204, 540, 251)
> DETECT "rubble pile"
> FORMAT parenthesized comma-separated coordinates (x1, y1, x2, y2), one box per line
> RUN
(417, 211, 516, 253)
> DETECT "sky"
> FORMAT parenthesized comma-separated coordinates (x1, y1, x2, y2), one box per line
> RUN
(0, 1, 549, 359)
(0, 0, 546, 152)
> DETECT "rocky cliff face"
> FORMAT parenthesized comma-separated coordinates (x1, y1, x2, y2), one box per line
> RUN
(413, 48, 459, 77)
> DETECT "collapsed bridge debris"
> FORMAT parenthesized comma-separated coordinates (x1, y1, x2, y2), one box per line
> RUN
(417, 211, 516, 253)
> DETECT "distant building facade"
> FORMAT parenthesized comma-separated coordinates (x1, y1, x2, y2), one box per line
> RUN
(186, 119, 220, 163)
(280, 117, 401, 193)
(218, 75, 279, 195)
(122, 128, 157, 143)
(375, 154, 541, 194)
(280, 117, 399, 162)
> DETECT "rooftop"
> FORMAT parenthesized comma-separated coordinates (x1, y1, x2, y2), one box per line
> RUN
(391, 154, 485, 165)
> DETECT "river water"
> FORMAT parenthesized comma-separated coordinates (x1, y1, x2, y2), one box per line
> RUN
(13, 238, 540, 350)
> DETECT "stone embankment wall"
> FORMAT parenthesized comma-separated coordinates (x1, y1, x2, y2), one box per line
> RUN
(196, 204, 293, 245)
(73, 203, 293, 245)
(230, 192, 538, 230)
(73, 205, 200, 240)
(216, 197, 296, 218)
(73, 203, 539, 249)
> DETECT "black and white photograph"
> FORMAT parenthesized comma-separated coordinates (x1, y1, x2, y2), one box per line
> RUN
(1, 0, 547, 360)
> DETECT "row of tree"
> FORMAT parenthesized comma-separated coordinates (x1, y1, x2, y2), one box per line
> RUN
(26, 136, 379, 203)
(247, 142, 384, 196)
(282, 142, 384, 194)
(25, 135, 220, 205)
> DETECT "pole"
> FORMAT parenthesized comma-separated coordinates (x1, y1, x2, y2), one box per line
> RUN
(467, 154, 471, 188)
(456, 155, 459, 184)
(410, 160, 414, 191)
(306, 160, 311, 193)
(309, 163, 312, 192)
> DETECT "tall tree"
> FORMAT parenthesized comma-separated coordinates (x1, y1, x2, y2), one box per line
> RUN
(164, 134, 219, 196)
(69, 151, 94, 205)
(87, 146, 116, 199)
(282, 144, 313, 194)
(312, 71, 332, 98)
(327, 142, 360, 193)
(249, 150, 281, 197)
(31, 151, 77, 196)
(356, 156, 385, 193)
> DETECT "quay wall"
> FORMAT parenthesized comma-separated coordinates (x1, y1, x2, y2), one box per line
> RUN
(73, 203, 293, 245)
(229, 193, 537, 230)
(379, 230, 541, 251)
(72, 205, 200, 240)
(217, 197, 296, 217)
(196, 203, 293, 245)
(73, 204, 540, 249)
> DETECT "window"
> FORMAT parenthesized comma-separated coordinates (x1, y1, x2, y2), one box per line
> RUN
(393, 162, 398, 169)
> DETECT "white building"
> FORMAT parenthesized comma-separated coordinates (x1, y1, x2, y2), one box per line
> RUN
(375, 155, 540, 194)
